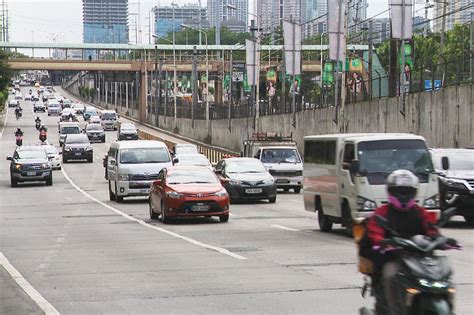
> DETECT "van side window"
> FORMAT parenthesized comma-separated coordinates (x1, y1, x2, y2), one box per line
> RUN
(343, 143, 355, 165)
(304, 140, 336, 165)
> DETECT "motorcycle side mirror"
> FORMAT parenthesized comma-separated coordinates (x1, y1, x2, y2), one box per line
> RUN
(6, 156, 12, 161)
(438, 207, 457, 227)
(441, 156, 450, 171)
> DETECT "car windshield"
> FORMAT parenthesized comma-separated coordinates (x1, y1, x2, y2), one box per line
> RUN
(66, 136, 89, 144)
(102, 113, 116, 119)
(121, 125, 136, 131)
(167, 169, 217, 184)
(62, 127, 80, 134)
(433, 151, 474, 170)
(49, 103, 60, 108)
(175, 145, 198, 155)
(178, 155, 210, 166)
(261, 148, 301, 163)
(226, 159, 266, 173)
(87, 124, 103, 131)
(16, 149, 47, 160)
(358, 140, 434, 184)
(120, 148, 170, 164)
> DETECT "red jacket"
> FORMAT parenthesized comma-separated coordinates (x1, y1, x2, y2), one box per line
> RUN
(367, 204, 438, 246)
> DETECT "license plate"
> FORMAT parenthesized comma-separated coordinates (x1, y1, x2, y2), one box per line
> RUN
(277, 179, 290, 184)
(75, 153, 81, 156)
(246, 188, 262, 194)
(192, 204, 210, 211)
(26, 171, 36, 176)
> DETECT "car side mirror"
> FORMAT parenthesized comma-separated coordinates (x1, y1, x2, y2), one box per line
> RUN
(350, 160, 360, 174)
(173, 158, 179, 165)
(441, 156, 449, 171)
(6, 156, 12, 161)
(109, 159, 116, 166)
(58, 152, 62, 155)
(153, 179, 162, 186)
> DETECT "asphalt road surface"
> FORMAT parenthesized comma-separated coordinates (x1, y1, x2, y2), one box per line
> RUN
(1, 87, 473, 314)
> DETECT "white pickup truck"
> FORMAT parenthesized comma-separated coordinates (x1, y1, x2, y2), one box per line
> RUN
(243, 133, 303, 193)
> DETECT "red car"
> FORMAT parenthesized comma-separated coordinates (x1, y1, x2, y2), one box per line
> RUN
(149, 166, 230, 223)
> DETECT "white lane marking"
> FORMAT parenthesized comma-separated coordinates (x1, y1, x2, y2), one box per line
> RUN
(0, 252, 60, 315)
(271, 224, 300, 232)
(61, 168, 247, 260)
(0, 106, 9, 140)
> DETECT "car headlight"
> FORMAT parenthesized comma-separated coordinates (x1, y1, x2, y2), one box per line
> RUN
(117, 174, 129, 181)
(167, 191, 183, 199)
(263, 178, 274, 185)
(229, 179, 242, 185)
(357, 196, 377, 211)
(64, 147, 71, 152)
(14, 163, 22, 170)
(41, 163, 49, 169)
(423, 194, 440, 209)
(213, 189, 228, 197)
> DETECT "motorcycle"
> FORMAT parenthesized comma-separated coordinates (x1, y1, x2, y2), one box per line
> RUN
(15, 135, 23, 146)
(358, 208, 460, 315)
(15, 109, 22, 120)
(39, 129, 47, 143)
(35, 120, 41, 130)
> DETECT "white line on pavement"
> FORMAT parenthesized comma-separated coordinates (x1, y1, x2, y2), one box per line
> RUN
(271, 224, 300, 232)
(0, 252, 60, 315)
(61, 168, 247, 260)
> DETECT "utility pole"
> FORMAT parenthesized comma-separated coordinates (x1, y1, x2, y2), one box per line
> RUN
(154, 45, 159, 127)
(228, 49, 233, 131)
(400, 0, 407, 116)
(368, 20, 373, 99)
(191, 46, 197, 128)
(215, 0, 221, 46)
(198, 0, 202, 45)
(441, 0, 447, 47)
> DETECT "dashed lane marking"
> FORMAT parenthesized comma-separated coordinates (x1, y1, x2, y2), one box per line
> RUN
(0, 252, 60, 315)
(61, 167, 247, 260)
(271, 224, 300, 232)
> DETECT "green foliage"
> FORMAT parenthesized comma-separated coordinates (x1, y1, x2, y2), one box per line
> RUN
(155, 27, 249, 45)
(0, 50, 13, 109)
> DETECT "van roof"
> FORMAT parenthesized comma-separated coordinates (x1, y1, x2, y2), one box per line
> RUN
(101, 110, 116, 113)
(304, 133, 426, 142)
(111, 140, 167, 149)
(59, 122, 80, 127)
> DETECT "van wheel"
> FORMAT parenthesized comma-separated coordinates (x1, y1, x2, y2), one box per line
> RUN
(318, 209, 333, 232)
(45, 175, 53, 186)
(294, 187, 301, 194)
(108, 181, 116, 201)
(342, 203, 353, 237)
(115, 183, 124, 202)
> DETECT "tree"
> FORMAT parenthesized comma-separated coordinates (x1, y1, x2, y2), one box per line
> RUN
(0, 50, 13, 110)
(155, 27, 249, 45)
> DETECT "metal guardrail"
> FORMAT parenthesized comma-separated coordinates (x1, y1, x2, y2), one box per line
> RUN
(137, 129, 240, 165)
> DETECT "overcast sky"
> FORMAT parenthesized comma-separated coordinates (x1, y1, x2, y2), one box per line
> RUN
(6, 0, 415, 44)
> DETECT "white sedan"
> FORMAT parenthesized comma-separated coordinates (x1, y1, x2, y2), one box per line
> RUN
(43, 144, 62, 170)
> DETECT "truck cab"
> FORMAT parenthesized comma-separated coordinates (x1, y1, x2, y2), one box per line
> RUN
(243, 133, 303, 193)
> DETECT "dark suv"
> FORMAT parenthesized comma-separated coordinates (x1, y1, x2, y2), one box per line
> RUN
(62, 134, 93, 163)
(431, 148, 474, 224)
(7, 146, 53, 187)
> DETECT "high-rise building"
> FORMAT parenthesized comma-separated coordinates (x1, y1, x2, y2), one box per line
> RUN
(208, 0, 247, 33)
(83, 0, 129, 44)
(433, 0, 473, 33)
(257, 0, 303, 34)
(153, 4, 207, 38)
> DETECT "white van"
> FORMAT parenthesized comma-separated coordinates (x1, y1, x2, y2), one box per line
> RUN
(303, 133, 440, 232)
(100, 110, 118, 130)
(107, 140, 173, 202)
(243, 133, 303, 193)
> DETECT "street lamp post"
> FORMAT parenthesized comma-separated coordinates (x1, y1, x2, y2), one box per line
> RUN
(181, 24, 209, 130)
(172, 2, 178, 121)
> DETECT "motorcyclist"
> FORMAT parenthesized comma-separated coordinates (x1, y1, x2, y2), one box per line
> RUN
(15, 105, 23, 116)
(366, 170, 439, 315)
(35, 116, 41, 124)
(39, 124, 48, 132)
(14, 128, 24, 137)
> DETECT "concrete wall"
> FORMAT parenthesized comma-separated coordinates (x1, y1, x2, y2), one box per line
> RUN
(151, 84, 474, 153)
(66, 82, 474, 153)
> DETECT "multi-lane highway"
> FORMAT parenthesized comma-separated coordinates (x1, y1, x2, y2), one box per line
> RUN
(1, 88, 473, 314)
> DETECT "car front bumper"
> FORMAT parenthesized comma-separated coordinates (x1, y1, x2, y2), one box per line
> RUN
(11, 170, 51, 182)
(63, 150, 93, 160)
(116, 180, 152, 197)
(273, 175, 303, 188)
(163, 196, 230, 217)
(225, 183, 277, 201)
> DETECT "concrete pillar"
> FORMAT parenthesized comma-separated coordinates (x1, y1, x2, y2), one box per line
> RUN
(139, 70, 147, 122)
(114, 82, 118, 109)
(125, 82, 129, 109)
(105, 81, 108, 105)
